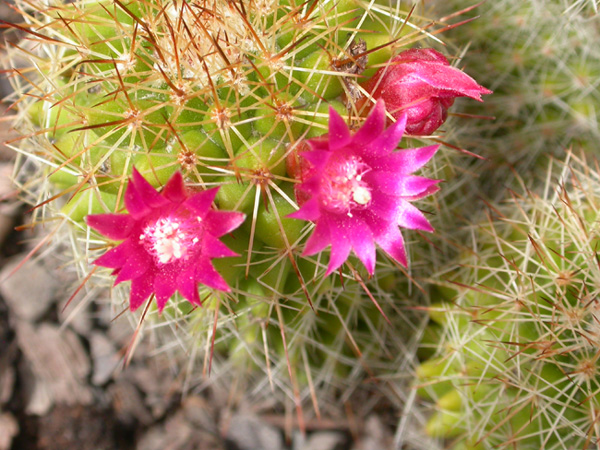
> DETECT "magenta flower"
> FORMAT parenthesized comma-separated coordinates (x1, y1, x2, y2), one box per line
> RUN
(289, 100, 440, 275)
(363, 48, 492, 135)
(85, 169, 245, 312)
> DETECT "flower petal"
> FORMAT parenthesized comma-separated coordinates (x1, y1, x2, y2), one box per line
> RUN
(348, 218, 376, 275)
(114, 247, 152, 284)
(177, 271, 201, 305)
(327, 107, 351, 151)
(124, 181, 152, 219)
(361, 115, 406, 157)
(404, 101, 447, 135)
(204, 210, 246, 237)
(325, 216, 354, 275)
(201, 234, 239, 258)
(326, 232, 352, 275)
(406, 61, 493, 101)
(195, 260, 230, 292)
(94, 239, 135, 269)
(396, 48, 449, 65)
(86, 214, 134, 241)
(302, 149, 331, 169)
(362, 191, 401, 234)
(373, 145, 439, 174)
(131, 168, 170, 208)
(288, 197, 321, 221)
(303, 218, 331, 256)
(396, 200, 434, 232)
(161, 171, 187, 204)
(307, 137, 330, 152)
(366, 173, 440, 198)
(154, 266, 179, 312)
(184, 188, 218, 218)
(295, 175, 321, 197)
(376, 226, 407, 267)
(352, 100, 386, 147)
(405, 183, 440, 201)
(129, 273, 154, 311)
(355, 208, 387, 240)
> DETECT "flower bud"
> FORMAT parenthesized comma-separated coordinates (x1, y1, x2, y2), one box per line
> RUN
(362, 48, 492, 135)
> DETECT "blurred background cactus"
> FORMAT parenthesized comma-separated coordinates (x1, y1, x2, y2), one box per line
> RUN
(406, 1, 600, 448)
(434, 0, 600, 198)
(415, 152, 600, 449)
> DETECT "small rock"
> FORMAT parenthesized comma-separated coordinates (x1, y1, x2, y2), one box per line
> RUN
(182, 395, 218, 432)
(225, 413, 283, 450)
(0, 341, 16, 406)
(0, 108, 18, 160)
(0, 163, 15, 195)
(141, 408, 225, 450)
(109, 379, 153, 426)
(0, 366, 15, 406)
(0, 300, 14, 407)
(58, 292, 94, 337)
(105, 310, 137, 348)
(296, 431, 347, 450)
(353, 415, 392, 450)
(128, 359, 171, 395)
(36, 404, 118, 450)
(135, 410, 193, 450)
(89, 332, 120, 385)
(0, 4, 23, 47)
(0, 412, 18, 450)
(0, 164, 19, 243)
(128, 361, 179, 418)
(16, 322, 92, 413)
(21, 369, 53, 416)
(0, 256, 59, 322)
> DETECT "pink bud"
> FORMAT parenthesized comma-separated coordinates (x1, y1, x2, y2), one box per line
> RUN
(363, 48, 492, 135)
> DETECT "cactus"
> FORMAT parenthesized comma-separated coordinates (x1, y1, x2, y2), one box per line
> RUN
(3, 0, 497, 415)
(415, 152, 600, 449)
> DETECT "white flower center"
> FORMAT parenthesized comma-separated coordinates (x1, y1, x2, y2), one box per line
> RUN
(140, 216, 202, 265)
(322, 156, 372, 215)
(352, 185, 372, 205)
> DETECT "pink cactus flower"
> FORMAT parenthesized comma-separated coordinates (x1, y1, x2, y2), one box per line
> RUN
(362, 48, 492, 135)
(289, 100, 440, 275)
(86, 169, 245, 312)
